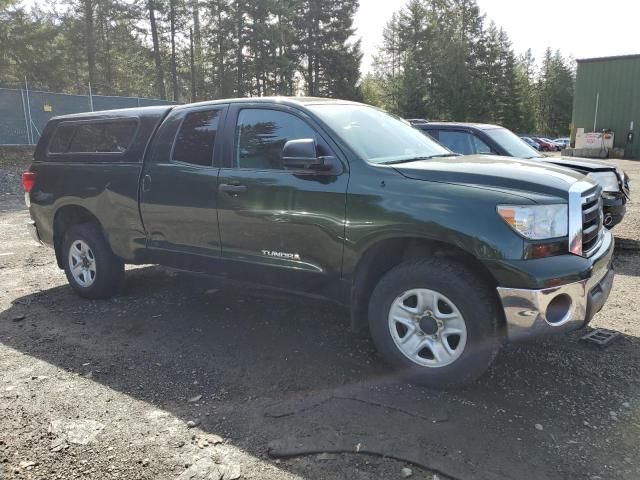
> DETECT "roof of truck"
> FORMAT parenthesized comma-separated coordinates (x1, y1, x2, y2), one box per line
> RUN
(49, 97, 364, 122)
(175, 96, 363, 109)
(413, 121, 501, 130)
(50, 105, 173, 122)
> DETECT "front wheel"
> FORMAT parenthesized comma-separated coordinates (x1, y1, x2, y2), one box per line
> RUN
(368, 258, 503, 388)
(62, 223, 124, 299)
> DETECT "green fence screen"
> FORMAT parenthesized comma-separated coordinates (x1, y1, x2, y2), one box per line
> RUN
(0, 87, 176, 145)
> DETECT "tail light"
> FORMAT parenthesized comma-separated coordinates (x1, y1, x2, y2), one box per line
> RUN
(22, 172, 36, 192)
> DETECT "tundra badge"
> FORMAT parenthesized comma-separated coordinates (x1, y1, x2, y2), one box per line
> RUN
(261, 250, 301, 261)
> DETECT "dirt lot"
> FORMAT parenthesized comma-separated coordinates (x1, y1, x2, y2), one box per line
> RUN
(1, 151, 639, 480)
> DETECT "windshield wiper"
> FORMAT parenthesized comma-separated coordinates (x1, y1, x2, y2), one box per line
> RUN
(381, 153, 461, 165)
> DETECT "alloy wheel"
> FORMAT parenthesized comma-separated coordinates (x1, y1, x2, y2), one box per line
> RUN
(388, 288, 467, 368)
(68, 240, 97, 287)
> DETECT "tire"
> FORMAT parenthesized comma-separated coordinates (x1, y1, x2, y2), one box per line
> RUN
(62, 223, 124, 299)
(368, 258, 502, 388)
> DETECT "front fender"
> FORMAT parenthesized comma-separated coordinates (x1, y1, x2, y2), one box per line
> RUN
(342, 177, 534, 276)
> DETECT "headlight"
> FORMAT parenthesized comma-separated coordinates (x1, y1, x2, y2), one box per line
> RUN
(497, 204, 568, 240)
(588, 171, 620, 193)
(616, 167, 628, 187)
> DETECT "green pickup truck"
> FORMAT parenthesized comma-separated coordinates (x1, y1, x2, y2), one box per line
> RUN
(23, 97, 615, 387)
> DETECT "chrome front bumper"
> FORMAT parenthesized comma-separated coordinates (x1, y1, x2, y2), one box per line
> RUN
(497, 230, 615, 342)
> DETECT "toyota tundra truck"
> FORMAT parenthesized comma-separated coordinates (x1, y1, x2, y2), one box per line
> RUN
(23, 97, 615, 387)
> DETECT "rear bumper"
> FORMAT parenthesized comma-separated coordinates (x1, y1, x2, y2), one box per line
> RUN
(497, 230, 614, 342)
(27, 220, 43, 245)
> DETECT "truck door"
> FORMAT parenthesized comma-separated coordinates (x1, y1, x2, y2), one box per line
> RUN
(216, 104, 349, 297)
(140, 105, 228, 268)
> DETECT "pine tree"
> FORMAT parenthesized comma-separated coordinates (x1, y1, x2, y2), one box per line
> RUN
(370, 0, 575, 133)
(168, 0, 180, 101)
(233, 0, 245, 96)
(486, 26, 526, 131)
(515, 49, 537, 133)
(205, 0, 235, 98)
(450, 0, 488, 121)
(359, 73, 386, 108)
(537, 48, 574, 136)
(4, 0, 575, 125)
(147, 0, 166, 99)
(294, 0, 361, 98)
(371, 12, 402, 112)
(395, 0, 430, 118)
(0, 5, 68, 90)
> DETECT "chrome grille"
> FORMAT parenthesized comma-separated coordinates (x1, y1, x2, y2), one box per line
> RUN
(581, 186, 604, 257)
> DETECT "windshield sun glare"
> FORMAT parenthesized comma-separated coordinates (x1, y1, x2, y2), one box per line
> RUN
(309, 104, 451, 164)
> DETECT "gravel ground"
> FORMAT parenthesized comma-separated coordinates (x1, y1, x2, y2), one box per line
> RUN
(1, 152, 639, 480)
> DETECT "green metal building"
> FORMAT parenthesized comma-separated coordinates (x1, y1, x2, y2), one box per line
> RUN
(573, 54, 640, 159)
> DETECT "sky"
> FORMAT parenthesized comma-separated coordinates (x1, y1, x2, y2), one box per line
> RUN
(354, 0, 640, 74)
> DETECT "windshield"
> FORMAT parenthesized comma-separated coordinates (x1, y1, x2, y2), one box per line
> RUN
(485, 128, 542, 159)
(308, 104, 452, 164)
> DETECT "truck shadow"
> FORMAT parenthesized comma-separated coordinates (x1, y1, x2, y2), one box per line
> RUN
(613, 250, 640, 276)
(1, 266, 639, 479)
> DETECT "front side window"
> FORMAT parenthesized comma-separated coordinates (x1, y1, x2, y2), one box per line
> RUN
(172, 109, 221, 166)
(471, 135, 494, 154)
(50, 119, 137, 154)
(308, 104, 450, 164)
(420, 129, 439, 141)
(437, 130, 475, 155)
(235, 109, 317, 170)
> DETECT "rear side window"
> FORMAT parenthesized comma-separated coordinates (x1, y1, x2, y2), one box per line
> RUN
(172, 109, 221, 166)
(48, 124, 76, 153)
(49, 120, 138, 154)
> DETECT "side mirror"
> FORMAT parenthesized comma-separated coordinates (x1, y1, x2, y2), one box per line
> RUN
(282, 139, 320, 169)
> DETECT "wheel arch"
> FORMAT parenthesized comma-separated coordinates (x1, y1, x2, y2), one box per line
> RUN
(53, 204, 103, 269)
(349, 236, 505, 335)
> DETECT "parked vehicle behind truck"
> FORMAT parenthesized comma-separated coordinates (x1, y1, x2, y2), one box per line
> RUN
(532, 137, 558, 152)
(520, 136, 541, 150)
(24, 98, 615, 387)
(410, 120, 630, 229)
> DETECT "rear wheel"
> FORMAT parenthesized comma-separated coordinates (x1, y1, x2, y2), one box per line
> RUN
(368, 258, 502, 388)
(63, 223, 124, 299)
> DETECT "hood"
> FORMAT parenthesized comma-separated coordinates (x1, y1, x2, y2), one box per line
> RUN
(393, 155, 590, 199)
(538, 156, 616, 173)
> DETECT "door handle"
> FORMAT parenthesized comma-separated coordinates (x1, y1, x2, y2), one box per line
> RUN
(142, 174, 152, 192)
(219, 183, 247, 194)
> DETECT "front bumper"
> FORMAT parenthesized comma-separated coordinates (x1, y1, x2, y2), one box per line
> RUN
(497, 230, 614, 342)
(602, 193, 626, 228)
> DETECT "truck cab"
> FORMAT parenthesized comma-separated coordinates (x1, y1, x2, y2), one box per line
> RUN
(24, 98, 615, 387)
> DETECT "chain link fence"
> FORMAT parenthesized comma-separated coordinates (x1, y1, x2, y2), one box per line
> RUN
(0, 87, 176, 145)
